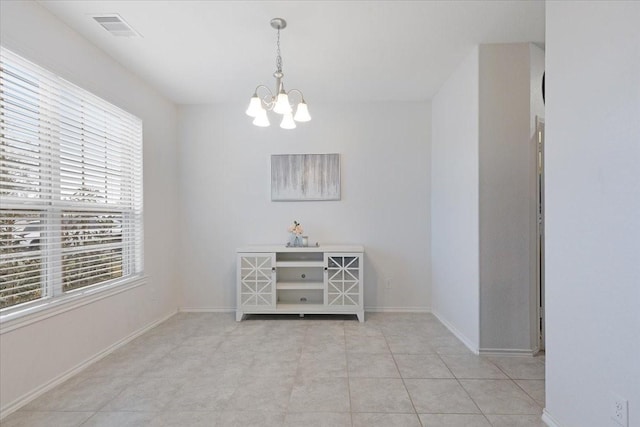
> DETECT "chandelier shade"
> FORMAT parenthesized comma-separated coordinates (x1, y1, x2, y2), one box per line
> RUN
(246, 18, 311, 129)
(280, 112, 296, 130)
(252, 108, 270, 127)
(245, 95, 262, 117)
(293, 101, 311, 122)
(273, 92, 292, 115)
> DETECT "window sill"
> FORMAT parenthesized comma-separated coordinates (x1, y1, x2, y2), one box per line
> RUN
(0, 275, 148, 334)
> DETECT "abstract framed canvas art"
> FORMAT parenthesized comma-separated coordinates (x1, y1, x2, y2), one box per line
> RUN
(271, 153, 341, 201)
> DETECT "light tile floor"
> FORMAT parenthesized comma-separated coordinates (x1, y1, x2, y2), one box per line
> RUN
(2, 313, 546, 427)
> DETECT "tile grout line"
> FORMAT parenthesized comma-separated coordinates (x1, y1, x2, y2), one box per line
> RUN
(486, 356, 545, 413)
(282, 322, 310, 425)
(382, 327, 425, 427)
(344, 325, 355, 427)
(435, 350, 494, 426)
(6, 314, 544, 427)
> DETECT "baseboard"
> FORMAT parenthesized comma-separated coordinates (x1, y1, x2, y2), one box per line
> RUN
(179, 307, 235, 313)
(479, 347, 539, 357)
(431, 310, 480, 355)
(363, 307, 431, 313)
(541, 408, 562, 427)
(0, 309, 177, 420)
(179, 307, 431, 314)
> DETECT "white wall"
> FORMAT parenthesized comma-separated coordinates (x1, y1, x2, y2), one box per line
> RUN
(530, 44, 546, 135)
(177, 102, 431, 312)
(431, 47, 481, 350)
(544, 2, 640, 427)
(432, 44, 543, 354)
(478, 43, 537, 352)
(0, 1, 179, 414)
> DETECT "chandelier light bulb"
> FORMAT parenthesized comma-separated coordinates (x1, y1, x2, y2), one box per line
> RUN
(280, 112, 296, 130)
(294, 101, 311, 122)
(252, 108, 270, 127)
(273, 92, 292, 115)
(246, 95, 262, 117)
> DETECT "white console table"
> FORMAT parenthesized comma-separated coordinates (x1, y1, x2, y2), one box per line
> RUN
(236, 245, 364, 322)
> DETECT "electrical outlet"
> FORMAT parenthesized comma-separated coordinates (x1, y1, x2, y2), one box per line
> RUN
(611, 393, 629, 427)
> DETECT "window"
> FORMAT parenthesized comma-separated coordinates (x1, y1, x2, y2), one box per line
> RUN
(0, 47, 143, 313)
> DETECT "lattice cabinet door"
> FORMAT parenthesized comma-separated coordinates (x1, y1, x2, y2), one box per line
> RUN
(324, 253, 362, 307)
(237, 253, 276, 309)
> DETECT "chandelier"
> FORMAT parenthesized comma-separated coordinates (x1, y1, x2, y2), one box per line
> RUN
(245, 18, 311, 129)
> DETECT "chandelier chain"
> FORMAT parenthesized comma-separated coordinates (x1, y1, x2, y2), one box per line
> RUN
(276, 28, 283, 73)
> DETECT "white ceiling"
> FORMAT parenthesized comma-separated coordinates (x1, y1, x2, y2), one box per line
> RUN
(36, 0, 545, 105)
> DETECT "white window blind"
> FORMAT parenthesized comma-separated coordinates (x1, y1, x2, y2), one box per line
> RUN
(0, 47, 143, 312)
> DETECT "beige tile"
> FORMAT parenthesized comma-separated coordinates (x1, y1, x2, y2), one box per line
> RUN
(418, 414, 491, 427)
(422, 323, 455, 338)
(352, 412, 422, 427)
(0, 411, 93, 427)
(165, 344, 217, 360)
(5, 313, 548, 427)
(459, 379, 542, 415)
(303, 334, 346, 353)
(404, 379, 480, 414)
(82, 411, 157, 427)
(262, 319, 308, 336)
(349, 378, 414, 413)
(149, 411, 219, 426)
(112, 337, 178, 360)
(284, 412, 351, 427)
(231, 321, 271, 337)
(297, 351, 347, 378)
(488, 357, 545, 380)
(144, 325, 197, 341)
(23, 376, 134, 411)
(484, 414, 547, 426)
(139, 351, 210, 378)
(394, 354, 454, 379)
(347, 353, 400, 378)
(246, 356, 300, 377)
(255, 336, 305, 354)
(226, 376, 295, 412)
(346, 335, 390, 354)
(514, 379, 545, 406)
(384, 334, 434, 354)
(306, 322, 346, 338)
(430, 336, 472, 354)
(439, 355, 507, 379)
(258, 345, 303, 362)
(344, 323, 385, 337)
(288, 377, 351, 412)
(192, 315, 239, 335)
(199, 351, 255, 378)
(380, 323, 429, 337)
(179, 334, 225, 349)
(217, 334, 264, 353)
(166, 375, 238, 411)
(363, 312, 394, 324)
(215, 410, 286, 427)
(81, 347, 166, 378)
(102, 377, 186, 412)
(139, 327, 192, 349)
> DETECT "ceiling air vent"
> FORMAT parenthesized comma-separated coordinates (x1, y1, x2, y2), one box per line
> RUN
(92, 14, 140, 37)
